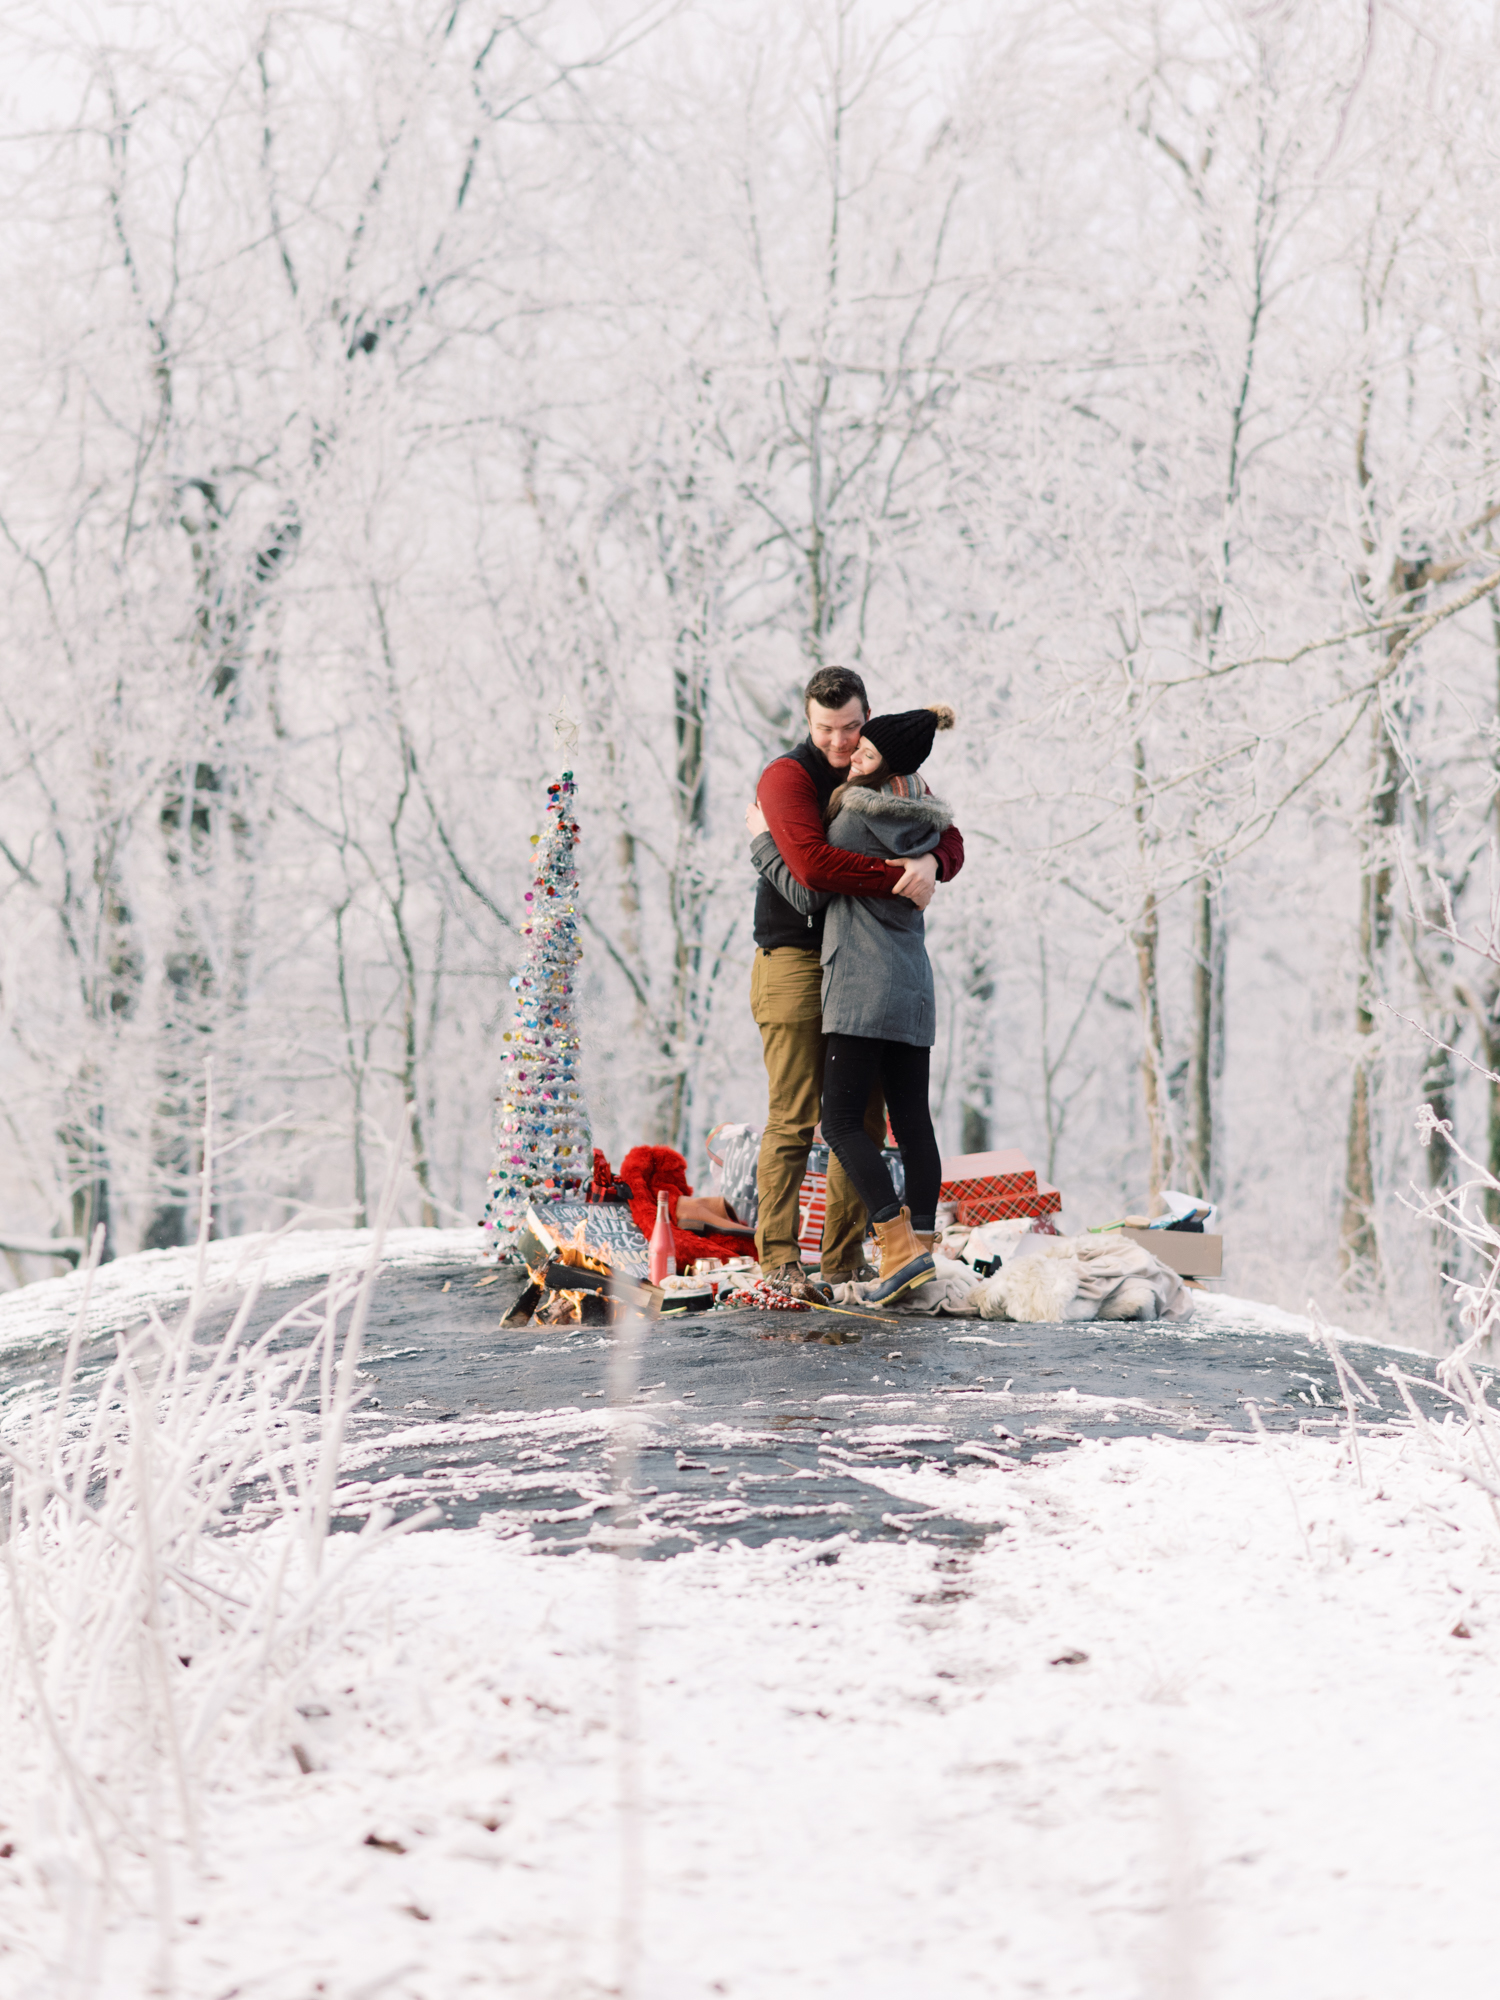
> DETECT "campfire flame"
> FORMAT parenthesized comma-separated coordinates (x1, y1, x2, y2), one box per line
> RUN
(524, 1217, 614, 1325)
(561, 1219, 613, 1277)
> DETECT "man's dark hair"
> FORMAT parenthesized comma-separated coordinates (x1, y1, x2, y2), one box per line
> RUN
(803, 665, 869, 717)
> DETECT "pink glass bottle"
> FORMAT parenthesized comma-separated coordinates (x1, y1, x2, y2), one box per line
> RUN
(649, 1190, 676, 1285)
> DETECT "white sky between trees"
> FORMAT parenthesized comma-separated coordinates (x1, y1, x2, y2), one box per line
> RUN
(1, 0, 1499, 1344)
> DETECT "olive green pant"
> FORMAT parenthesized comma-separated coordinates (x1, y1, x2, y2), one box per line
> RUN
(751, 947, 885, 1277)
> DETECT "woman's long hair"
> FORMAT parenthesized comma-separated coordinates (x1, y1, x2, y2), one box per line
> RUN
(824, 760, 887, 825)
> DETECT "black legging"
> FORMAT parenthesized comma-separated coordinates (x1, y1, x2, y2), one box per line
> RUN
(822, 1034, 941, 1231)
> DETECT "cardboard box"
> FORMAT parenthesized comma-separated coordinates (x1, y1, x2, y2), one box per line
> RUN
(1121, 1227, 1222, 1278)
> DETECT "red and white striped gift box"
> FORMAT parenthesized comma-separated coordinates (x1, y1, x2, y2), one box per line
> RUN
(797, 1172, 828, 1263)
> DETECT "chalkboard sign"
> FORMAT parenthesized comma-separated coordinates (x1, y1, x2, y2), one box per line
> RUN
(524, 1201, 649, 1276)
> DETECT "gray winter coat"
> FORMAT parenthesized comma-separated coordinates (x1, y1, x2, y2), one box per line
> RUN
(750, 782, 952, 1046)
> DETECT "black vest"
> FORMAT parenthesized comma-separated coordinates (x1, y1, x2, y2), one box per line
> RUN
(752, 738, 840, 950)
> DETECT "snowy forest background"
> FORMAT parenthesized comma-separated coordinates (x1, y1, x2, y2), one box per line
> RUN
(2, 0, 1499, 1341)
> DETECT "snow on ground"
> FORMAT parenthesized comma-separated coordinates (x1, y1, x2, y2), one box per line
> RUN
(1189, 1284, 1435, 1357)
(0, 1227, 489, 1359)
(6, 1411, 1500, 1997)
(3, 1240, 1496, 1993)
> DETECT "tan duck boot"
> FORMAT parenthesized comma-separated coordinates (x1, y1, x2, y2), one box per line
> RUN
(858, 1207, 936, 1305)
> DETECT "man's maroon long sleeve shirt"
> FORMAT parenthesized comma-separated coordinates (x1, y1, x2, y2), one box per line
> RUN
(756, 757, 965, 895)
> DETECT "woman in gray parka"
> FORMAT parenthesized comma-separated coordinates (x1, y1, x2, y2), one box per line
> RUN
(745, 704, 954, 1304)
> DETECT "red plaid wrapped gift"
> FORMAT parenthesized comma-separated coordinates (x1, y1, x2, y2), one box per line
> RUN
(956, 1186, 1061, 1226)
(942, 1149, 1063, 1230)
(797, 1172, 828, 1263)
(940, 1148, 1041, 1204)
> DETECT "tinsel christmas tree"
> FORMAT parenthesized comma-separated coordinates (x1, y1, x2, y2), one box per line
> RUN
(481, 767, 592, 1247)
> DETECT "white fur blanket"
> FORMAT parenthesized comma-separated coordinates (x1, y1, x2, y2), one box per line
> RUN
(849, 1231, 1189, 1323)
(970, 1234, 1189, 1324)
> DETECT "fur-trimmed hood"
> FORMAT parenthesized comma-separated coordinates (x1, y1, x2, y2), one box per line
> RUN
(835, 783, 954, 831)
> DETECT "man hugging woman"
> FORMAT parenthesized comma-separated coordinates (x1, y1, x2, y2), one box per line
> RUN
(746, 701, 956, 1307)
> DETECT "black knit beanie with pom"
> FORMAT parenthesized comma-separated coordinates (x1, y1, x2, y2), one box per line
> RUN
(862, 703, 955, 776)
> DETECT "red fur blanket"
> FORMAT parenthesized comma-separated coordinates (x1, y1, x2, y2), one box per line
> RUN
(616, 1144, 751, 1267)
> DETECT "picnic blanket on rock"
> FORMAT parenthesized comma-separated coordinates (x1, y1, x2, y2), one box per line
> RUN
(841, 1254, 984, 1317)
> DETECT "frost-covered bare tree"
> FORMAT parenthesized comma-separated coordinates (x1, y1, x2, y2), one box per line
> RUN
(975, 2, 1500, 1309)
(1328, 122, 1500, 1286)
(0, 0, 670, 1252)
(3, 0, 1500, 1351)
(958, 3, 1359, 1209)
(505, 0, 1021, 1148)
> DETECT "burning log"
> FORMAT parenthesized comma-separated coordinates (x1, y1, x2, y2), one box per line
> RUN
(502, 1283, 543, 1328)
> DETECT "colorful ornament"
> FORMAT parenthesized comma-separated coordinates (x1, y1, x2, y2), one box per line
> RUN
(480, 770, 592, 1248)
